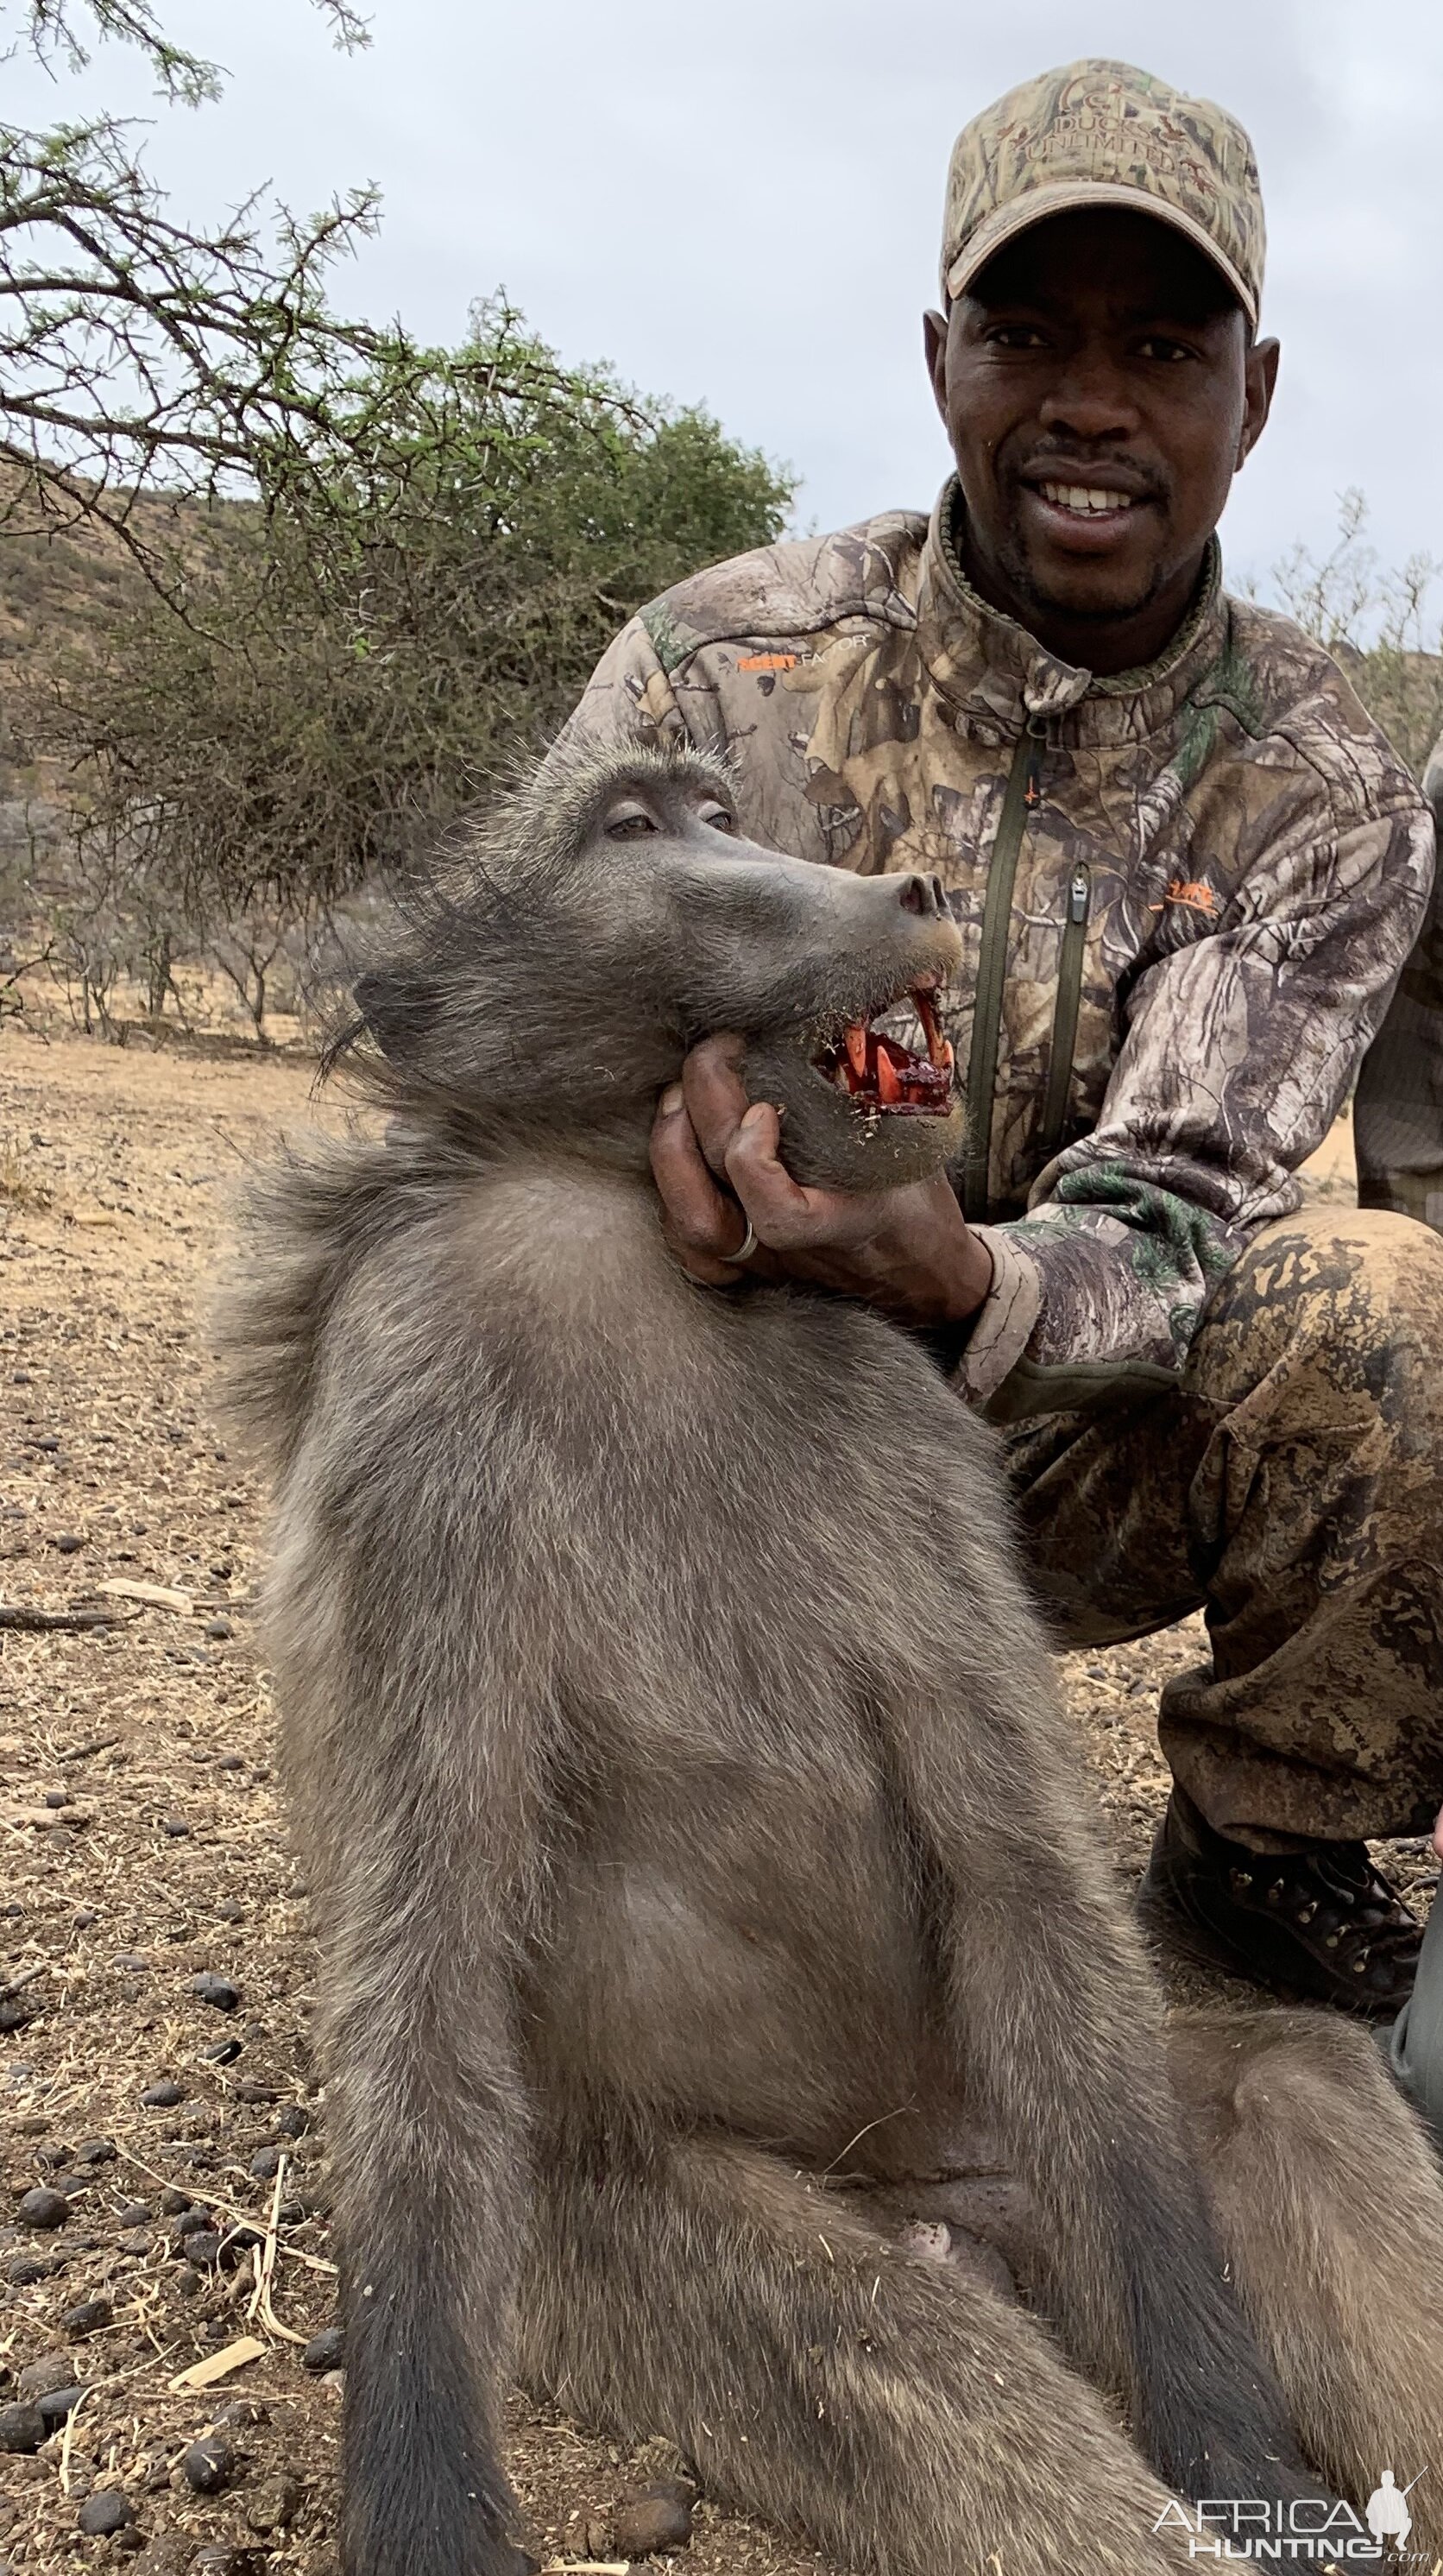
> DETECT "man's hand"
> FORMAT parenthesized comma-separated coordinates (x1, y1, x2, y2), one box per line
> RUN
(650, 1033, 994, 1329)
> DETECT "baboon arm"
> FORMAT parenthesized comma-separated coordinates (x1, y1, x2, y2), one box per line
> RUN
(283, 1478, 555, 2576)
(876, 1652, 1314, 2500)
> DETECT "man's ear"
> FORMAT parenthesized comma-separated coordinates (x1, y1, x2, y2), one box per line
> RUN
(1237, 334, 1280, 471)
(923, 307, 950, 429)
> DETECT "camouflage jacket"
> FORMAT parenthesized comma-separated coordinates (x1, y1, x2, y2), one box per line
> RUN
(1353, 732, 1443, 1235)
(563, 481, 1434, 1417)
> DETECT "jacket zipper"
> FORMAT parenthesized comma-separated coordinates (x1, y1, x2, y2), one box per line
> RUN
(1037, 862, 1092, 1166)
(962, 721, 1042, 1223)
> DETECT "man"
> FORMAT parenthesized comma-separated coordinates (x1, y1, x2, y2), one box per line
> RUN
(562, 60, 1443, 2015)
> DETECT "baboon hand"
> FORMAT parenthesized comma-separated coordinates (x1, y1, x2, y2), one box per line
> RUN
(651, 1034, 994, 1327)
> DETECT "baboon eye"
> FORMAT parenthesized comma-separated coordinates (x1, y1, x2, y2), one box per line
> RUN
(702, 804, 736, 835)
(606, 805, 658, 840)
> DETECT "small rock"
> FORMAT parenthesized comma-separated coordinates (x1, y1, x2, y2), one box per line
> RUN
(301, 2325, 344, 2373)
(0, 2404, 45, 2454)
(181, 2435, 236, 2496)
(188, 1973, 240, 2012)
(174, 2206, 214, 2238)
(62, 2295, 112, 2338)
(163, 1816, 191, 1838)
(243, 2472, 302, 2534)
(173, 2269, 201, 2299)
(275, 2105, 309, 2139)
(79, 2490, 136, 2536)
(0, 1996, 38, 2032)
(76, 2137, 117, 2166)
(181, 2229, 222, 2270)
(141, 2080, 186, 2108)
(117, 2200, 152, 2229)
(16, 2186, 69, 2230)
(37, 2384, 88, 2431)
(8, 2254, 60, 2285)
(205, 1619, 232, 1641)
(203, 2037, 242, 2065)
(159, 2187, 192, 2215)
(52, 1533, 84, 1555)
(119, 2231, 153, 2255)
(612, 2487, 696, 2559)
(249, 2147, 282, 2181)
(44, 1787, 70, 1807)
(214, 2399, 269, 2431)
(73, 1908, 100, 1928)
(190, 2549, 266, 2576)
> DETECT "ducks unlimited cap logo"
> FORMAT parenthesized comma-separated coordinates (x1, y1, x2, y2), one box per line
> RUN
(942, 58, 1265, 326)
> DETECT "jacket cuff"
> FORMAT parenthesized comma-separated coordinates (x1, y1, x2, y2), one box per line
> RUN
(952, 1225, 1043, 1405)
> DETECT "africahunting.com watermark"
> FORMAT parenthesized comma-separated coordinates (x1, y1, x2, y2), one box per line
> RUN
(1156, 2473, 1434, 2563)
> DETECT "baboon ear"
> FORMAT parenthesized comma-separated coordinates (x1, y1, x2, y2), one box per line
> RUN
(355, 968, 432, 1067)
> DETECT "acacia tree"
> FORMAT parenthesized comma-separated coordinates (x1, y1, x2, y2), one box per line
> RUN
(5, 3, 793, 1037)
(1269, 491, 1443, 780)
(0, 0, 381, 585)
(31, 300, 791, 964)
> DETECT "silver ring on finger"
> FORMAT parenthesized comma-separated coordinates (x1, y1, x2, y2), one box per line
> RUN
(732, 1221, 760, 1263)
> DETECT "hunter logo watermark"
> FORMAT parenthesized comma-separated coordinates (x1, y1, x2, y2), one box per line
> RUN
(1156, 2473, 1431, 2562)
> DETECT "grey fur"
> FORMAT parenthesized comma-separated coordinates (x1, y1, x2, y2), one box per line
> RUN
(220, 743, 1443, 2576)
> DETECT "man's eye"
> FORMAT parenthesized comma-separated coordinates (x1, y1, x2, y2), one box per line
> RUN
(1138, 337, 1196, 363)
(987, 324, 1049, 350)
(607, 810, 658, 839)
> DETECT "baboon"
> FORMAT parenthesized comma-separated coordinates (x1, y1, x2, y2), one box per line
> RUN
(222, 743, 1443, 2576)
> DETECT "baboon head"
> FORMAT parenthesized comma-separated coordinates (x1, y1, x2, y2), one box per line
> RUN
(350, 740, 966, 1189)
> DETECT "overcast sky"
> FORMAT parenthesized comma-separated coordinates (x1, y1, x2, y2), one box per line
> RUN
(11, 0, 1443, 616)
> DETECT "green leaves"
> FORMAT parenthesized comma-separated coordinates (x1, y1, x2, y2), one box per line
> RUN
(28, 296, 792, 941)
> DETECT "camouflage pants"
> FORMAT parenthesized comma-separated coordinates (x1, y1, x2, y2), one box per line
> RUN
(1002, 1209, 1443, 1849)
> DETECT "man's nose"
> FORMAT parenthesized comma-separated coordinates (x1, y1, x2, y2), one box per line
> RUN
(1037, 347, 1141, 445)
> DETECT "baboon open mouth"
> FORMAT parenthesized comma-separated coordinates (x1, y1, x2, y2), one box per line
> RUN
(814, 985, 955, 1115)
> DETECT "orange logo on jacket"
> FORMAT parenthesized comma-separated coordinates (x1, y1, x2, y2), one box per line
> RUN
(1151, 877, 1220, 919)
(737, 652, 798, 672)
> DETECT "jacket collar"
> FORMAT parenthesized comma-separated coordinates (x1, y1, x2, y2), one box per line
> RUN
(916, 477, 1229, 743)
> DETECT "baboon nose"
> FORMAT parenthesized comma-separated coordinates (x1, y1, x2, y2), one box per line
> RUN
(898, 872, 948, 919)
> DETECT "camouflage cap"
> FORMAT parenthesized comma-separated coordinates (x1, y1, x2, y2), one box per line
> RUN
(942, 60, 1264, 326)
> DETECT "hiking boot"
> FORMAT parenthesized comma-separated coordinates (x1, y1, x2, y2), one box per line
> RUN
(1137, 1784, 1422, 2017)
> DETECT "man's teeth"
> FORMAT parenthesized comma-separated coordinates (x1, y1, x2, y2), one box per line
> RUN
(1038, 482, 1136, 515)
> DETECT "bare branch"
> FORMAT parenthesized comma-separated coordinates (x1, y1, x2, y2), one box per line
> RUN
(5, 0, 369, 104)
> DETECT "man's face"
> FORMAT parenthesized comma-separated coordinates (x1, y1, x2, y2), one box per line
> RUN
(923, 207, 1278, 666)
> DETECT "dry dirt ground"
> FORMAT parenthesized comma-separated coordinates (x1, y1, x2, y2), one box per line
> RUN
(0, 1026, 1434, 2576)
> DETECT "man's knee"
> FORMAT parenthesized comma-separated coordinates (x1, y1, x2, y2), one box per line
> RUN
(1187, 1205, 1443, 1418)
